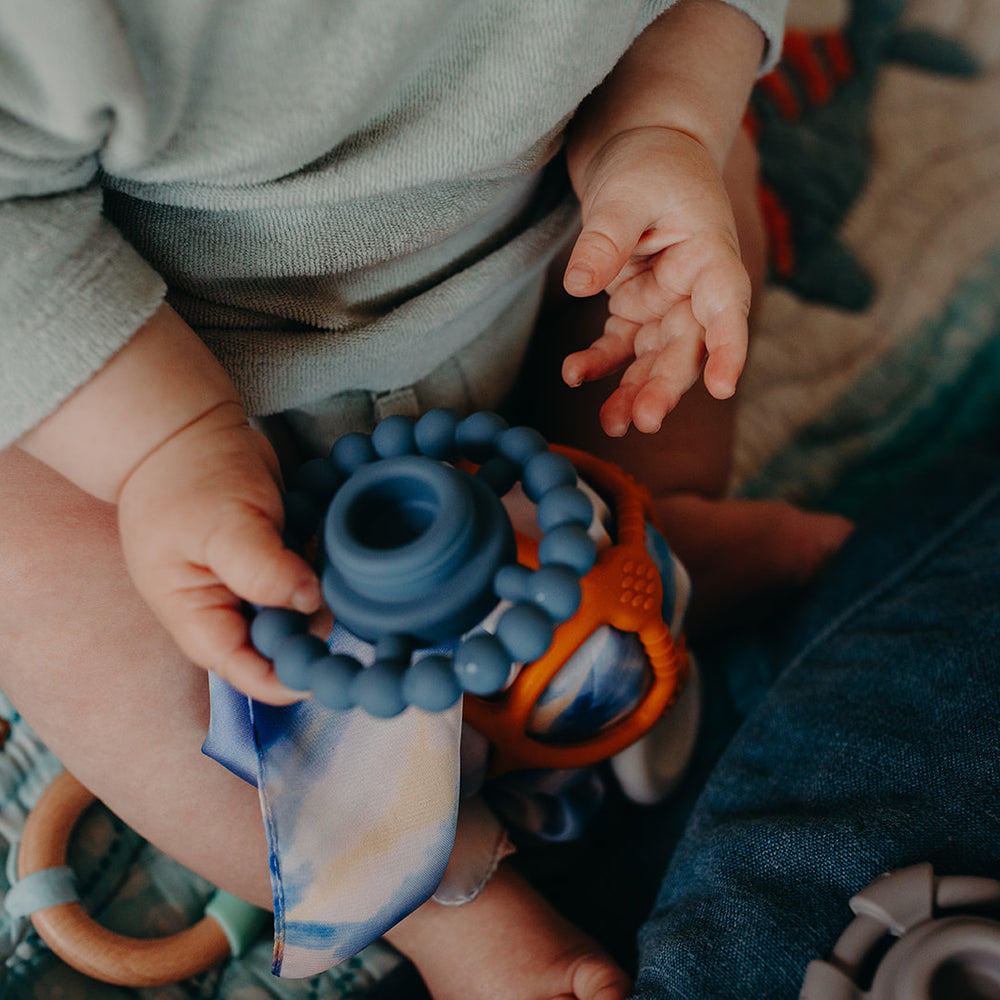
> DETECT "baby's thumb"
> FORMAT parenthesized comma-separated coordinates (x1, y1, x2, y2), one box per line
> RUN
(207, 509, 321, 614)
(564, 201, 646, 296)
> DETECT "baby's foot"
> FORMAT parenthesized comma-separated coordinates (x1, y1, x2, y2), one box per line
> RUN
(385, 863, 630, 1000)
(655, 493, 854, 633)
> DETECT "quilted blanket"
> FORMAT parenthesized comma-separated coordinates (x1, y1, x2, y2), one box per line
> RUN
(735, 0, 1000, 517)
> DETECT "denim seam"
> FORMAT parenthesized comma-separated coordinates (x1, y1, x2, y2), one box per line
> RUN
(783, 479, 1000, 677)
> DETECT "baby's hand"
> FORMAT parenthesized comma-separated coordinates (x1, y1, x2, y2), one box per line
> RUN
(116, 401, 322, 704)
(561, 126, 751, 437)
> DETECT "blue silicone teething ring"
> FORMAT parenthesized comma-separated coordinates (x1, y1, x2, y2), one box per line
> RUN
(323, 454, 516, 643)
(250, 409, 598, 717)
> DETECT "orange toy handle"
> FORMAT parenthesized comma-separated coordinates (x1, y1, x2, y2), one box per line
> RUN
(463, 446, 690, 776)
(17, 770, 235, 987)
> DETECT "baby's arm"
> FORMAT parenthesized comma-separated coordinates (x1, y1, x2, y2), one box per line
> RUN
(562, 0, 766, 436)
(17, 303, 321, 703)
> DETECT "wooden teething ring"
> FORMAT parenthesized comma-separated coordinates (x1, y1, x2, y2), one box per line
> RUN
(17, 770, 232, 987)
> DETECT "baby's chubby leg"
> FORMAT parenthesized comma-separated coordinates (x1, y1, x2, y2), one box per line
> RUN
(0, 445, 628, 999)
(0, 444, 273, 908)
(387, 862, 631, 1000)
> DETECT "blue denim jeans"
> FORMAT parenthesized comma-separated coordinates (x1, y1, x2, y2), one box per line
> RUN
(630, 451, 1000, 998)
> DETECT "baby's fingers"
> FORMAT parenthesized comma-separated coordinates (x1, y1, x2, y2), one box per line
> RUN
(682, 255, 751, 399)
(164, 586, 306, 705)
(596, 328, 700, 437)
(562, 314, 641, 387)
(702, 303, 748, 398)
(627, 305, 708, 433)
(596, 354, 650, 437)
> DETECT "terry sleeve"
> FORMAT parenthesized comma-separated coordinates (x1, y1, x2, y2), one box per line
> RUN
(724, 0, 788, 73)
(639, 0, 788, 74)
(0, 0, 169, 450)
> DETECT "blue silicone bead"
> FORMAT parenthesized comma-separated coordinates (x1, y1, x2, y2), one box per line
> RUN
(292, 457, 344, 502)
(536, 484, 594, 532)
(375, 634, 415, 663)
(453, 633, 511, 695)
(330, 432, 377, 475)
(414, 409, 460, 460)
(456, 412, 508, 463)
(310, 654, 362, 711)
(496, 602, 554, 662)
(352, 660, 408, 718)
(528, 565, 582, 622)
(476, 456, 520, 497)
(494, 564, 531, 603)
(282, 490, 321, 545)
(538, 523, 598, 575)
(522, 451, 577, 503)
(496, 426, 548, 468)
(371, 415, 417, 458)
(250, 608, 308, 659)
(273, 632, 329, 691)
(402, 654, 462, 711)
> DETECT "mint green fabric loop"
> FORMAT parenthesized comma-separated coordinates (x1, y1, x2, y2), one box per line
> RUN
(203, 890, 270, 958)
(4, 865, 78, 918)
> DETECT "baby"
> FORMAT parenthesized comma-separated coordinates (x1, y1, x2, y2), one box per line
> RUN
(0, 1, 851, 998)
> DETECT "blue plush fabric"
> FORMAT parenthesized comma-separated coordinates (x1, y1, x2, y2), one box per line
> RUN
(629, 450, 1000, 998)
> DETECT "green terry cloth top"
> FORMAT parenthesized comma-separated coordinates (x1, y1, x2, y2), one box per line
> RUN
(0, 0, 786, 448)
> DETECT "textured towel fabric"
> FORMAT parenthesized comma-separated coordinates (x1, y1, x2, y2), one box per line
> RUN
(0, 0, 786, 449)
